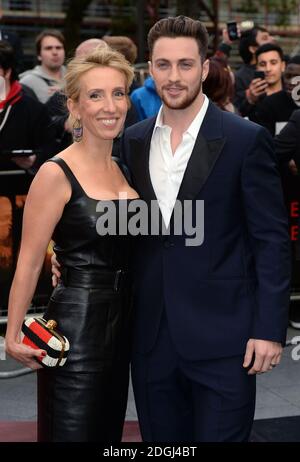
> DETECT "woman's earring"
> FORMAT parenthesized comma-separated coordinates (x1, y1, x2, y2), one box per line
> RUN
(72, 118, 83, 142)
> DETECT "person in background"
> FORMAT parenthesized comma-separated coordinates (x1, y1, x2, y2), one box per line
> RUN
(0, 40, 56, 273)
(234, 26, 274, 112)
(202, 57, 236, 112)
(0, 6, 24, 72)
(130, 75, 161, 120)
(19, 29, 66, 103)
(243, 43, 285, 120)
(214, 24, 241, 62)
(102, 35, 140, 94)
(0, 40, 55, 174)
(251, 53, 300, 136)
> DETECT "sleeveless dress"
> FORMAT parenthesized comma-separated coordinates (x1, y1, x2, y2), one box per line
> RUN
(37, 157, 135, 442)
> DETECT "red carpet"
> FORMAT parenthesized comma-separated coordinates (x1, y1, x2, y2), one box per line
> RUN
(0, 421, 142, 442)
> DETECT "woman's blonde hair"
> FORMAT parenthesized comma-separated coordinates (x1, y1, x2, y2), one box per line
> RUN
(65, 45, 134, 103)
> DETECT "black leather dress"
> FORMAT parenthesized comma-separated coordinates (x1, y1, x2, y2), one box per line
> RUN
(37, 157, 135, 442)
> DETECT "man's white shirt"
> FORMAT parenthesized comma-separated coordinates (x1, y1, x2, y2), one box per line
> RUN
(149, 95, 209, 227)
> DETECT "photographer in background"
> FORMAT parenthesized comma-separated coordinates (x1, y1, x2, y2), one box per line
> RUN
(242, 43, 285, 120)
(251, 53, 300, 136)
(234, 26, 274, 113)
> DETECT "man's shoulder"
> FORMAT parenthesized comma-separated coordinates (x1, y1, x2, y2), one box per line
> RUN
(290, 108, 300, 123)
(257, 91, 296, 118)
(20, 66, 50, 83)
(221, 109, 263, 137)
(20, 68, 42, 83)
(260, 90, 291, 108)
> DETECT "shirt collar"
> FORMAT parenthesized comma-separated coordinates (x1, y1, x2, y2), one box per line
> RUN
(153, 94, 209, 140)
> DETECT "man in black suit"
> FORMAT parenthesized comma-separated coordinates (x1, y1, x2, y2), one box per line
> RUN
(121, 16, 290, 442)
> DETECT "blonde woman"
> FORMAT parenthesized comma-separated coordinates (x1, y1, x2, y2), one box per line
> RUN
(5, 47, 138, 442)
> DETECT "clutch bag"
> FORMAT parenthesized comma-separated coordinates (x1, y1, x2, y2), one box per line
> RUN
(21, 317, 70, 367)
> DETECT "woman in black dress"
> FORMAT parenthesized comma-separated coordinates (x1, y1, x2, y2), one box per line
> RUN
(5, 46, 138, 442)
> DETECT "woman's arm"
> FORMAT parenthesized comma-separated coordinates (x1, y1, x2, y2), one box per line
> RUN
(5, 161, 70, 369)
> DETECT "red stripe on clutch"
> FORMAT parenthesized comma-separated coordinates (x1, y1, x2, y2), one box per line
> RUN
(27, 320, 52, 344)
(22, 336, 39, 350)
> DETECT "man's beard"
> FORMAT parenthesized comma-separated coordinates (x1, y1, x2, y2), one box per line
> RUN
(160, 78, 202, 110)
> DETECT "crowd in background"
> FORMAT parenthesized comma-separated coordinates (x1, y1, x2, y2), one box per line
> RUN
(1, 24, 300, 163)
(1, 21, 300, 323)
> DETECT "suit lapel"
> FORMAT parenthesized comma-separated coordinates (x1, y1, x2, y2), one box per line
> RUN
(127, 103, 226, 233)
(177, 102, 226, 201)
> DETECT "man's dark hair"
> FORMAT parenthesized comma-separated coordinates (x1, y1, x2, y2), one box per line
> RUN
(0, 40, 18, 82)
(239, 26, 269, 64)
(35, 29, 65, 56)
(147, 15, 209, 62)
(255, 43, 284, 61)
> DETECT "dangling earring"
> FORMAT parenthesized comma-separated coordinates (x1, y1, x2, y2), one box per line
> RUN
(72, 118, 83, 142)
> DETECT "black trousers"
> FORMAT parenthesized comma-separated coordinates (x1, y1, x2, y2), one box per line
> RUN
(131, 315, 256, 442)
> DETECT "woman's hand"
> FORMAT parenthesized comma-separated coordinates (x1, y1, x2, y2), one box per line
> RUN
(5, 338, 46, 370)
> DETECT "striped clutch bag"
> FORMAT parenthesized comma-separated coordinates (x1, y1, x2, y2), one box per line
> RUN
(21, 318, 70, 367)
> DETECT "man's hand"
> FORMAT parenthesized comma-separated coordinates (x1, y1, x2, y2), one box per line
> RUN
(221, 26, 241, 45)
(288, 159, 298, 176)
(246, 78, 268, 104)
(243, 339, 282, 375)
(51, 253, 61, 287)
(12, 155, 36, 169)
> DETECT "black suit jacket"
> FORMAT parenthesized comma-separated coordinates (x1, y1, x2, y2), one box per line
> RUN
(121, 102, 291, 359)
(275, 109, 300, 170)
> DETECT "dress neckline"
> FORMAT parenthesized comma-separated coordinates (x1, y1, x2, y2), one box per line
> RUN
(53, 156, 139, 202)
